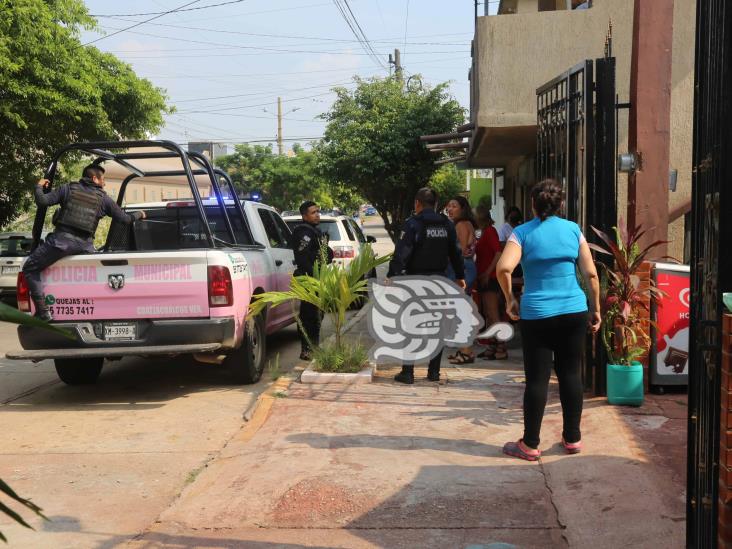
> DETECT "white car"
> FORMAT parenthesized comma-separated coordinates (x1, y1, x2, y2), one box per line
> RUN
(282, 214, 376, 269)
(0, 232, 33, 303)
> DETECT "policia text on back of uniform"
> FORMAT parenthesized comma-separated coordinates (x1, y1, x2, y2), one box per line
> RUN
(386, 187, 465, 384)
(22, 165, 145, 321)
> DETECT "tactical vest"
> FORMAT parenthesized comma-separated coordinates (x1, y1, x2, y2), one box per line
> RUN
(55, 183, 105, 236)
(407, 216, 450, 274)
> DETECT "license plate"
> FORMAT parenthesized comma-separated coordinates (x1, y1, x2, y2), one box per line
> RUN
(104, 323, 136, 341)
(1, 266, 19, 274)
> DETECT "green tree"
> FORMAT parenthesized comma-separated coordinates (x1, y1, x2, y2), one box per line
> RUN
(429, 164, 466, 205)
(217, 144, 363, 213)
(0, 0, 170, 228)
(317, 76, 464, 241)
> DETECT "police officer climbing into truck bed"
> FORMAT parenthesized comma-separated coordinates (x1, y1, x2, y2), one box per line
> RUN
(386, 187, 466, 384)
(292, 200, 333, 360)
(22, 164, 146, 321)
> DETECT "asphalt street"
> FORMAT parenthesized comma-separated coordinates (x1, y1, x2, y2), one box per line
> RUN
(0, 216, 393, 548)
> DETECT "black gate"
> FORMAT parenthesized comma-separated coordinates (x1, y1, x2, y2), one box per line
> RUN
(687, 0, 732, 546)
(535, 53, 617, 394)
(536, 60, 594, 228)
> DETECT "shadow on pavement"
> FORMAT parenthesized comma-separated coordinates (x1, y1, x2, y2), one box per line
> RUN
(286, 432, 503, 457)
(2, 327, 301, 411)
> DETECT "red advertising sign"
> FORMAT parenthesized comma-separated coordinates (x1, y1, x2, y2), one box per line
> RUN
(654, 269, 690, 376)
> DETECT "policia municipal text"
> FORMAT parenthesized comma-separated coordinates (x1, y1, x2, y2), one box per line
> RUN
(386, 187, 465, 384)
(22, 165, 145, 321)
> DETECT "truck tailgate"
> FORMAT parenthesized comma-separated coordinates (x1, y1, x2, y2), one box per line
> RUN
(37, 252, 210, 321)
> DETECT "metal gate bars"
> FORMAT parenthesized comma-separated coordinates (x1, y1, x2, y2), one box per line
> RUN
(687, 0, 732, 546)
(535, 55, 617, 395)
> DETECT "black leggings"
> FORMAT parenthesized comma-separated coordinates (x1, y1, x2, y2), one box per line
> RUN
(520, 312, 587, 449)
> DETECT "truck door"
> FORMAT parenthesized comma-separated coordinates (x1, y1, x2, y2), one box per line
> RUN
(255, 208, 296, 327)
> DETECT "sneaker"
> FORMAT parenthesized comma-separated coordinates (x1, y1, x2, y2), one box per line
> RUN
(561, 437, 582, 454)
(394, 371, 414, 384)
(427, 370, 440, 382)
(33, 309, 52, 322)
(503, 439, 541, 461)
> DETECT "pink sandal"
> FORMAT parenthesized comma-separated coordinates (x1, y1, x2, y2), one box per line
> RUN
(562, 437, 582, 454)
(502, 439, 541, 461)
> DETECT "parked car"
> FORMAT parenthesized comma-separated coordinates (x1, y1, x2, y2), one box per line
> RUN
(0, 232, 34, 303)
(7, 141, 296, 386)
(364, 206, 377, 216)
(282, 214, 376, 270)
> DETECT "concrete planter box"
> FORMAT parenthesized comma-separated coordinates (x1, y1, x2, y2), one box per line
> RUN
(300, 363, 375, 384)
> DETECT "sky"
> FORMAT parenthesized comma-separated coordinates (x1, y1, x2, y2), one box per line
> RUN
(80, 0, 499, 154)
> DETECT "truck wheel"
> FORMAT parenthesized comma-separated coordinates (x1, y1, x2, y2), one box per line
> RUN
(54, 358, 104, 385)
(225, 314, 266, 384)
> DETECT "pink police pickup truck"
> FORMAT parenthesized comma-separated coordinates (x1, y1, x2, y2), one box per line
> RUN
(6, 141, 296, 386)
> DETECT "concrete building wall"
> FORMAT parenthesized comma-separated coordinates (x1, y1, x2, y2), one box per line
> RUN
(470, 0, 695, 259)
(667, 0, 696, 261)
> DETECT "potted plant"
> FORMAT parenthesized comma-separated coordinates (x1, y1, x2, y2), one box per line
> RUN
(249, 243, 391, 374)
(589, 224, 667, 406)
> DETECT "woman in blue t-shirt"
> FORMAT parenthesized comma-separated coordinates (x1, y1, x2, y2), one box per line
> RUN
(496, 179, 601, 461)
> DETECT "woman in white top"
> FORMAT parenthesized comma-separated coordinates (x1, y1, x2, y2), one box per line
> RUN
(498, 207, 523, 246)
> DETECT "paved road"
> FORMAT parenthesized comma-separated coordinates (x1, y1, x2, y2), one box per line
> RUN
(0, 222, 394, 548)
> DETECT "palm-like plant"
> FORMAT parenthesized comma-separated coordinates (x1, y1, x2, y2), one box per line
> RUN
(589, 224, 667, 366)
(249, 243, 390, 362)
(0, 302, 64, 542)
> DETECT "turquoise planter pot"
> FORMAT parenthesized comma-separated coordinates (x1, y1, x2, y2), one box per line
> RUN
(607, 361, 644, 406)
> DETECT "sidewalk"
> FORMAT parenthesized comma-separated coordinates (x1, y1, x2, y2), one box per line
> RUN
(131, 308, 687, 548)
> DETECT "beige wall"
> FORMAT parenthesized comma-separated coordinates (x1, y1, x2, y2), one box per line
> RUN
(104, 179, 211, 206)
(470, 0, 695, 259)
(667, 0, 696, 261)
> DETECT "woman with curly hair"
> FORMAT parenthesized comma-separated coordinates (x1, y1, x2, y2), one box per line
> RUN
(445, 195, 478, 364)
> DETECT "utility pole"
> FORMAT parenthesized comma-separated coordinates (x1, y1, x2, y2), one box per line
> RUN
(277, 96, 283, 156)
(389, 49, 402, 80)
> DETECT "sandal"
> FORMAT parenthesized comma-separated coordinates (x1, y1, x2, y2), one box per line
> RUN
(562, 437, 582, 454)
(447, 351, 459, 360)
(503, 439, 541, 461)
(449, 351, 475, 364)
(493, 349, 508, 360)
(477, 348, 497, 360)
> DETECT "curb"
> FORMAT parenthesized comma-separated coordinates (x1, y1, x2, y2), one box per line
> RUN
(239, 305, 372, 441)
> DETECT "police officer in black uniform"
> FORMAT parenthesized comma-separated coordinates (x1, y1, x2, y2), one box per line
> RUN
(387, 187, 465, 384)
(22, 165, 145, 321)
(291, 200, 333, 360)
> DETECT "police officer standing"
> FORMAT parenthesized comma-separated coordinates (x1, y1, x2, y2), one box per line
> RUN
(22, 165, 145, 321)
(292, 200, 333, 360)
(387, 187, 465, 384)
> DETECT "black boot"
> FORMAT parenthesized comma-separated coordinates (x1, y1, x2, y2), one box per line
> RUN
(394, 366, 414, 384)
(427, 369, 440, 382)
(31, 295, 52, 322)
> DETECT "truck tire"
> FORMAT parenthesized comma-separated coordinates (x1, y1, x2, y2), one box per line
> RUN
(54, 358, 104, 385)
(225, 313, 266, 384)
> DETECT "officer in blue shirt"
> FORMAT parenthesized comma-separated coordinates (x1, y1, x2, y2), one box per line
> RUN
(387, 187, 465, 384)
(22, 165, 145, 321)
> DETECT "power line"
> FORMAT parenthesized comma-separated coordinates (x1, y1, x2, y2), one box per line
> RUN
(176, 90, 343, 114)
(172, 80, 354, 104)
(83, 0, 202, 46)
(403, 0, 410, 56)
(93, 25, 463, 58)
(89, 0, 247, 17)
(97, 18, 471, 47)
(331, 0, 385, 69)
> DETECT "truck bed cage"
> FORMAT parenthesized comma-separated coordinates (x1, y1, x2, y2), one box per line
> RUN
(34, 140, 252, 251)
